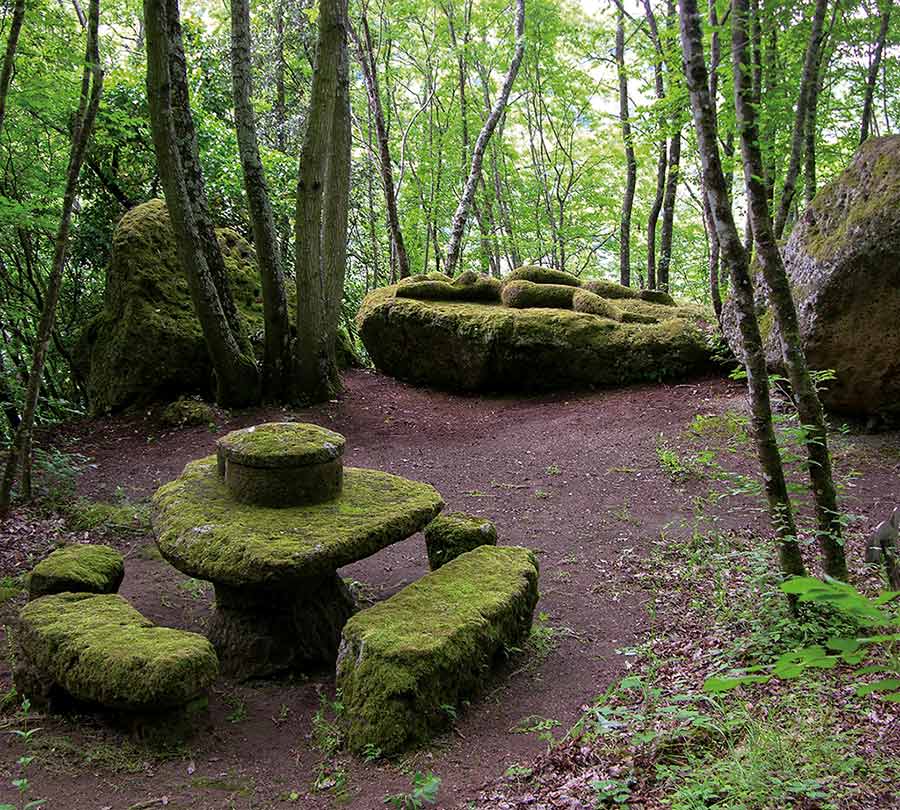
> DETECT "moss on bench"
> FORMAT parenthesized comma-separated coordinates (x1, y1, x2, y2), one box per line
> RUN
(28, 544, 124, 599)
(336, 545, 539, 754)
(424, 512, 497, 570)
(15, 592, 218, 712)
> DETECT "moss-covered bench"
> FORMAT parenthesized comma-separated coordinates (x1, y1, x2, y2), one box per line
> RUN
(15, 593, 218, 731)
(28, 544, 124, 600)
(423, 512, 497, 570)
(153, 424, 444, 679)
(336, 545, 539, 754)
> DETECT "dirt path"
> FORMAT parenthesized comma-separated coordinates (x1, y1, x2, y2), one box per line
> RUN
(2, 370, 892, 810)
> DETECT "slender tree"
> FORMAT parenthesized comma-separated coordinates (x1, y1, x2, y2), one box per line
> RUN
(0, 0, 25, 137)
(860, 0, 892, 144)
(679, 0, 807, 581)
(773, 0, 828, 240)
(642, 0, 667, 290)
(615, 3, 636, 287)
(733, 0, 848, 580)
(145, 0, 260, 407)
(0, 0, 103, 515)
(295, 0, 351, 400)
(230, 0, 294, 400)
(444, 0, 525, 276)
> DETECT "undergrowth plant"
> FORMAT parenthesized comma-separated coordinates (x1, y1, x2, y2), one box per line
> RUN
(1, 699, 46, 810)
(384, 772, 441, 809)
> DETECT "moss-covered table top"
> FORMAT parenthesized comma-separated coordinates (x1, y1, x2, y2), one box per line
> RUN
(152, 457, 444, 586)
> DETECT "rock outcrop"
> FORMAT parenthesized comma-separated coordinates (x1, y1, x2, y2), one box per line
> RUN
(722, 136, 900, 419)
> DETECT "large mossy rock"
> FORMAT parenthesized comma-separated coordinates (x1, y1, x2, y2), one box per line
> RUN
(336, 545, 539, 754)
(15, 592, 218, 712)
(76, 200, 266, 413)
(28, 544, 124, 600)
(358, 286, 715, 392)
(722, 136, 900, 419)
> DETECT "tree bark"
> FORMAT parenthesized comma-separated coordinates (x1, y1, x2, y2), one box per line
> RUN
(773, 0, 828, 240)
(0, 0, 25, 136)
(294, 0, 350, 401)
(860, 0, 891, 144)
(732, 0, 847, 580)
(349, 15, 410, 278)
(145, 0, 260, 407)
(679, 0, 806, 581)
(0, 0, 102, 515)
(642, 0, 666, 290)
(659, 129, 681, 291)
(230, 0, 294, 401)
(615, 5, 637, 287)
(444, 0, 525, 276)
(705, 0, 722, 319)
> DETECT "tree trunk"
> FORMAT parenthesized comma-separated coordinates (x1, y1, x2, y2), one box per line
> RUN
(642, 0, 666, 290)
(615, 6, 637, 287)
(706, 0, 722, 319)
(349, 15, 410, 278)
(679, 0, 807, 581)
(230, 0, 294, 401)
(0, 0, 102, 515)
(145, 0, 260, 407)
(0, 0, 25, 136)
(732, 0, 847, 580)
(444, 0, 525, 276)
(773, 0, 828, 240)
(860, 0, 891, 144)
(659, 129, 681, 291)
(294, 0, 350, 401)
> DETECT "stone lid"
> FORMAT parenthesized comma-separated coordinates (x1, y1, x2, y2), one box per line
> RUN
(216, 422, 345, 469)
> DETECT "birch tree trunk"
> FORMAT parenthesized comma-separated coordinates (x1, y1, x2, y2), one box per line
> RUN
(231, 0, 294, 401)
(145, 0, 260, 407)
(773, 0, 828, 240)
(733, 0, 847, 580)
(0, 0, 103, 515)
(659, 129, 681, 291)
(444, 0, 525, 276)
(642, 0, 666, 290)
(679, 0, 806, 581)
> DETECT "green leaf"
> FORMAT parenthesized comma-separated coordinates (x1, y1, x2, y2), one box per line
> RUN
(856, 679, 900, 697)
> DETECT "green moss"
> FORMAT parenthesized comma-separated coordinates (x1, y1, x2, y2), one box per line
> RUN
(64, 498, 151, 532)
(216, 422, 345, 468)
(337, 545, 539, 754)
(28, 544, 124, 599)
(16, 592, 218, 710)
(400, 272, 454, 284)
(503, 266, 581, 287)
(639, 289, 676, 306)
(571, 289, 624, 321)
(581, 279, 640, 300)
(424, 512, 498, 570)
(153, 458, 444, 585)
(396, 273, 501, 303)
(76, 200, 277, 414)
(501, 279, 578, 309)
(160, 398, 217, 427)
(357, 288, 716, 392)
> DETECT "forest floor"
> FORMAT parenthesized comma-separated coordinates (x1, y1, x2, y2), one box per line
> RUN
(0, 369, 898, 810)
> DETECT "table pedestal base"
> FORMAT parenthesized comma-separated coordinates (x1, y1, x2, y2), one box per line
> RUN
(209, 574, 356, 680)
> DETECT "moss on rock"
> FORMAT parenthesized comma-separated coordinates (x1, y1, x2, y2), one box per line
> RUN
(571, 289, 625, 321)
(396, 272, 501, 303)
(500, 280, 579, 310)
(581, 279, 640, 300)
(160, 398, 217, 427)
(28, 545, 124, 599)
(152, 457, 444, 586)
(503, 266, 581, 287)
(15, 592, 218, 711)
(336, 545, 539, 754)
(639, 289, 676, 306)
(424, 512, 498, 570)
(357, 287, 715, 392)
(216, 422, 345, 469)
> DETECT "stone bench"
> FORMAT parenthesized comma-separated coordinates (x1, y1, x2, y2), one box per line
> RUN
(28, 544, 124, 600)
(423, 512, 497, 570)
(15, 592, 218, 732)
(336, 545, 539, 754)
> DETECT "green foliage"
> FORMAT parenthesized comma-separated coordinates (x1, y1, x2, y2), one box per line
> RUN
(384, 772, 441, 809)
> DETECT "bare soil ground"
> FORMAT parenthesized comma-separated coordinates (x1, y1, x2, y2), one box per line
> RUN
(0, 369, 897, 810)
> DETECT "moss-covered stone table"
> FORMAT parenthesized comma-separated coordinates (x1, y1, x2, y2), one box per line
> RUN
(152, 424, 444, 679)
